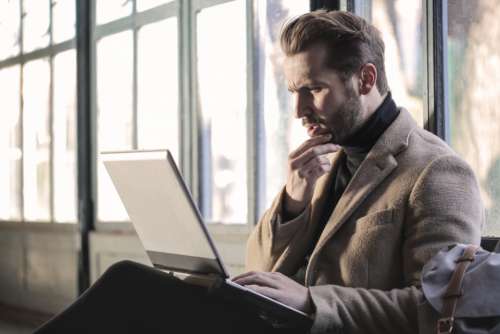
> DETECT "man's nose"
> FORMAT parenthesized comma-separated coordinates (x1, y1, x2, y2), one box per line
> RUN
(293, 92, 311, 119)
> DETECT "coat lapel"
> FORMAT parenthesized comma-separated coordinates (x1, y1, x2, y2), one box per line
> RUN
(311, 150, 398, 257)
(305, 109, 417, 284)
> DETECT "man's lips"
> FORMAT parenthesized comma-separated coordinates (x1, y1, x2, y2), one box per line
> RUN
(304, 123, 329, 137)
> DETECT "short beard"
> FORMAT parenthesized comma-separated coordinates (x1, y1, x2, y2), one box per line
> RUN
(328, 83, 364, 145)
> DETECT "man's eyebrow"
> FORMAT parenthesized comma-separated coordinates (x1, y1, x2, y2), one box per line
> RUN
(288, 80, 327, 92)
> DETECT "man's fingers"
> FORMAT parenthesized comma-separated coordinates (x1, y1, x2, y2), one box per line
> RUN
(297, 161, 332, 179)
(232, 272, 281, 289)
(289, 134, 333, 159)
(231, 271, 256, 282)
(290, 144, 338, 170)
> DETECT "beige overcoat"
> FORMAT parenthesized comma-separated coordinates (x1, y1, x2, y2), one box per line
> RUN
(246, 109, 483, 334)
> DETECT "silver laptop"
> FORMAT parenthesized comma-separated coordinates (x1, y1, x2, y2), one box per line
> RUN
(101, 149, 311, 327)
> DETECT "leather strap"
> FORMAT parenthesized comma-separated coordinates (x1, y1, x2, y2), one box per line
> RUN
(437, 245, 479, 334)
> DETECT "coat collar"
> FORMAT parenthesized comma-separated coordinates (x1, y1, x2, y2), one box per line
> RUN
(305, 109, 417, 284)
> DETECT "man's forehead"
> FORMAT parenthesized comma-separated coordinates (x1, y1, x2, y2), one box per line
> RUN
(283, 44, 336, 86)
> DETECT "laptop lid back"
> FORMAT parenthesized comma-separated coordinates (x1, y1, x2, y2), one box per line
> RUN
(101, 150, 229, 278)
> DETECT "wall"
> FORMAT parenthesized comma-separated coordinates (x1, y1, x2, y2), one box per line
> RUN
(0, 222, 248, 315)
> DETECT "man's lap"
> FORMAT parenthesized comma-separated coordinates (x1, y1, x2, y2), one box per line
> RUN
(34, 260, 303, 334)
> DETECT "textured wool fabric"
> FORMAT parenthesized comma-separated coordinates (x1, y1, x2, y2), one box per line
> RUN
(246, 109, 484, 334)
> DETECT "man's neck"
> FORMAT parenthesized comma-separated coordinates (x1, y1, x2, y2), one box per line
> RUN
(361, 91, 388, 120)
(341, 91, 399, 152)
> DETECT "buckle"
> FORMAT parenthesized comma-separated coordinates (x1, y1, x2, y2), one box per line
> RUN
(437, 317, 454, 334)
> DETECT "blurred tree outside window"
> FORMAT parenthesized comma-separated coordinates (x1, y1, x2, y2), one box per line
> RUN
(362, 0, 426, 126)
(448, 0, 500, 236)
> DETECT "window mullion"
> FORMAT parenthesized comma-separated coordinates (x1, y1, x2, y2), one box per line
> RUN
(76, 0, 95, 294)
(178, 0, 194, 193)
(246, 0, 261, 226)
(425, 0, 449, 141)
(310, 0, 341, 11)
(49, 0, 55, 222)
(133, 0, 139, 149)
(19, 0, 25, 222)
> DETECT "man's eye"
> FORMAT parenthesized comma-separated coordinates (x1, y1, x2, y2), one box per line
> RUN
(310, 87, 322, 93)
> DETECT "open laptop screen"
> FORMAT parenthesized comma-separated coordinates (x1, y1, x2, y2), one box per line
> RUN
(101, 150, 228, 277)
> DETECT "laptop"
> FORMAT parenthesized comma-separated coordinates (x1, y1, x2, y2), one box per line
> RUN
(101, 149, 312, 328)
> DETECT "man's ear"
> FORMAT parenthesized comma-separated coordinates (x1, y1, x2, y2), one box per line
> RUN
(358, 63, 377, 95)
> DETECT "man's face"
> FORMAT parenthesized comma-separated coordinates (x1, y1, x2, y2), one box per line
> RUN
(284, 43, 366, 145)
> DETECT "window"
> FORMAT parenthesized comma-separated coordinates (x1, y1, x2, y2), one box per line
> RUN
(195, 0, 247, 223)
(137, 18, 179, 152)
(0, 0, 77, 223)
(22, 59, 51, 222)
(0, 65, 22, 220)
(0, 1, 20, 60)
(354, 0, 426, 126)
(448, 0, 500, 236)
(1, 0, 495, 236)
(258, 0, 310, 211)
(53, 50, 78, 222)
(95, 1, 179, 222)
(95, 0, 309, 226)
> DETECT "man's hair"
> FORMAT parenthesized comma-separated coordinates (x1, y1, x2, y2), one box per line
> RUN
(280, 10, 388, 95)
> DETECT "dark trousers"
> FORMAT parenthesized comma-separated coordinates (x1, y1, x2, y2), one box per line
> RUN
(35, 261, 309, 334)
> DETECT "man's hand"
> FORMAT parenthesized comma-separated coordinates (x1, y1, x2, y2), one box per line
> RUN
(232, 271, 313, 314)
(284, 134, 340, 218)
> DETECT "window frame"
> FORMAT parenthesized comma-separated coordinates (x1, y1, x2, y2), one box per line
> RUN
(1, 0, 497, 295)
(190, 0, 258, 227)
(0, 0, 78, 225)
(91, 1, 181, 229)
(92, 0, 257, 234)
(343, 0, 449, 140)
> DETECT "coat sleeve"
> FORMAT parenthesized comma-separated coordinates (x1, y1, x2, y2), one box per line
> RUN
(308, 155, 484, 334)
(245, 187, 312, 272)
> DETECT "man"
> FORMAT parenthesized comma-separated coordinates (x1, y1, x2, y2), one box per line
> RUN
(233, 10, 483, 334)
(35, 10, 482, 334)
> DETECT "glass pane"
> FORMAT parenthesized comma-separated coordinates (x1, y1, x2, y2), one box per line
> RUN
(364, 0, 425, 126)
(23, 0, 50, 52)
(137, 0, 174, 12)
(23, 59, 51, 222)
(52, 0, 76, 43)
(259, 0, 310, 211)
(97, 31, 133, 221)
(53, 50, 77, 223)
(96, 0, 133, 25)
(0, 0, 20, 60)
(197, 0, 247, 223)
(0, 66, 21, 220)
(137, 18, 179, 161)
(448, 0, 500, 236)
